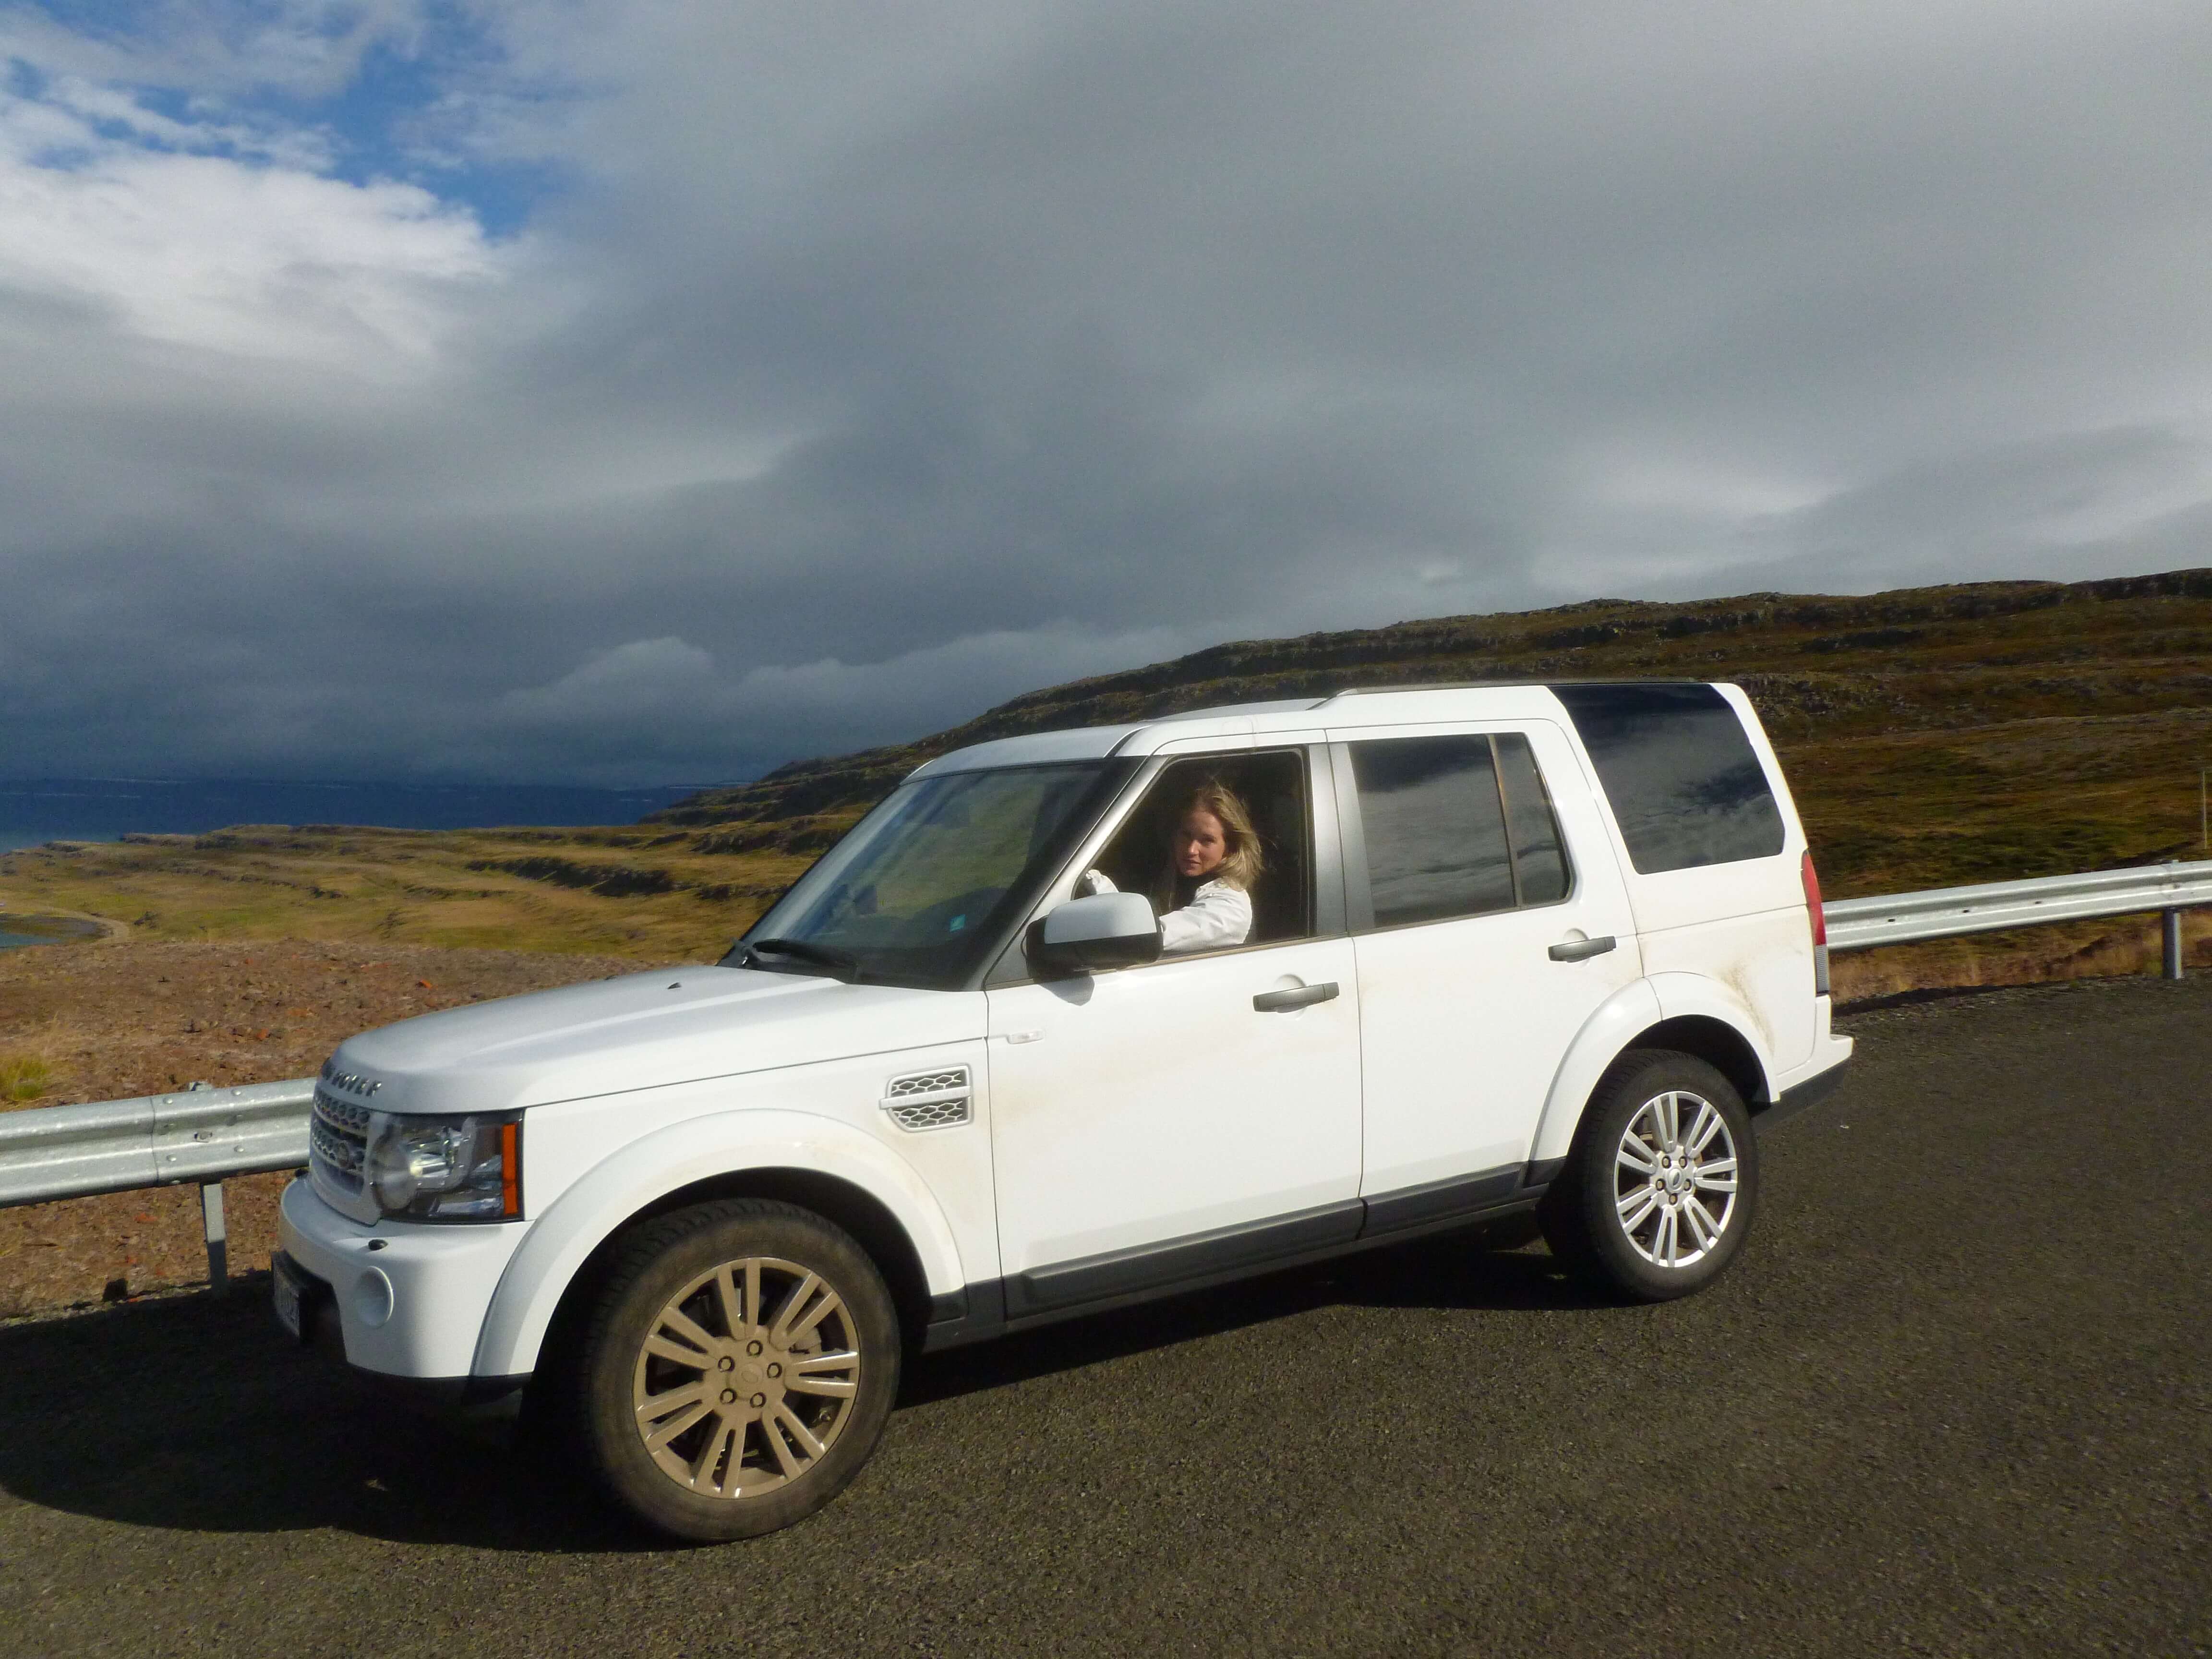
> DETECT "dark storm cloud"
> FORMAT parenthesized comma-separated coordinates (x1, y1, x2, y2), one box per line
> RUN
(5, 1, 2212, 783)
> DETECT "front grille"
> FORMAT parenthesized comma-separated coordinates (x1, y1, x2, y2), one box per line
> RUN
(310, 1086, 371, 1196)
(881, 1066, 971, 1132)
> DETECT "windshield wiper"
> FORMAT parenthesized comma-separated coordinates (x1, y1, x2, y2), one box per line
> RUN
(736, 937, 862, 983)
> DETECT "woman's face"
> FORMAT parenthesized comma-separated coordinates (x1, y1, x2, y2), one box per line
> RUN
(1173, 808, 1228, 878)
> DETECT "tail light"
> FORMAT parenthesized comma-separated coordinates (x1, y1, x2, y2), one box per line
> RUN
(1803, 850, 1832, 997)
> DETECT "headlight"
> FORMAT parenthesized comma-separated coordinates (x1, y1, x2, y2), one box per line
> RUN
(364, 1111, 522, 1222)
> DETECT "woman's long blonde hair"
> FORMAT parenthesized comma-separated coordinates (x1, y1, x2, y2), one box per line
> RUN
(1160, 778, 1265, 895)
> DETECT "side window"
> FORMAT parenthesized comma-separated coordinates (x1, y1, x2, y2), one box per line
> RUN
(1348, 731, 1576, 929)
(1552, 684, 1784, 873)
(1092, 749, 1314, 950)
(1349, 736, 1516, 927)
(1494, 733, 1570, 905)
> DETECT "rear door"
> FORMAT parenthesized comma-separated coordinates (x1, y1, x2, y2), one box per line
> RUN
(1334, 720, 1642, 1213)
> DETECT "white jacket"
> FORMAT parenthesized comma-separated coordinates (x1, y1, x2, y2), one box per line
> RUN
(1082, 871, 1252, 954)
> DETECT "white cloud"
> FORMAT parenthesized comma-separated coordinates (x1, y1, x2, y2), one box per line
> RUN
(489, 625, 1191, 776)
(0, 146, 500, 366)
(0, 1, 439, 100)
(0, 16, 507, 373)
(35, 72, 326, 164)
(0, 0, 522, 382)
(498, 637, 721, 723)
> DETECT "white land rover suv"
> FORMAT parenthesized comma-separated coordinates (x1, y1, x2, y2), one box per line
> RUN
(276, 681, 1851, 1539)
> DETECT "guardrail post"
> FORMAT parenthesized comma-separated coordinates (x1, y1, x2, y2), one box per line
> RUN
(2163, 908, 2185, 981)
(201, 1180, 228, 1293)
(182, 1079, 228, 1293)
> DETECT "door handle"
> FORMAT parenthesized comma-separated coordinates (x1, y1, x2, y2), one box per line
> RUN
(1548, 935, 1617, 962)
(1253, 981, 1338, 1012)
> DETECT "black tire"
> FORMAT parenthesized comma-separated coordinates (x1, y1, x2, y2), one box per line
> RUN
(1539, 1051, 1759, 1302)
(571, 1199, 902, 1541)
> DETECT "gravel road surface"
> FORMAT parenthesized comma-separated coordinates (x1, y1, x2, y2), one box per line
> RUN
(2, 974, 2207, 1658)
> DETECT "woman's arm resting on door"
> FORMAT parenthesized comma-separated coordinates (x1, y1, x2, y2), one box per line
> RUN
(1160, 881, 1251, 954)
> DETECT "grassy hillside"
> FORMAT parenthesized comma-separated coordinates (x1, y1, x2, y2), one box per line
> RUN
(4, 568, 2209, 983)
(657, 567, 2212, 894)
(0, 824, 804, 964)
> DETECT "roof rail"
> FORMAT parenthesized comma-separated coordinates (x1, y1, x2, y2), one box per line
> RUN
(1146, 697, 1331, 722)
(1317, 675, 1711, 705)
(1316, 680, 1521, 703)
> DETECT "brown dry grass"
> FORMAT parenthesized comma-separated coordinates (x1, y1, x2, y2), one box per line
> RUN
(0, 936, 660, 1110)
(0, 938, 645, 1317)
(1830, 910, 2212, 1005)
(0, 822, 813, 964)
(0, 1051, 51, 1102)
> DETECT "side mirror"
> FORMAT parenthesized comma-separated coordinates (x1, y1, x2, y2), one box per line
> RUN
(1026, 891, 1162, 976)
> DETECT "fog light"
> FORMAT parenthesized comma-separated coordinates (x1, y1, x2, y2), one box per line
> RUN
(352, 1267, 395, 1329)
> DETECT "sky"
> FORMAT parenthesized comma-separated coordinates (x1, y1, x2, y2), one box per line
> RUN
(4, 1, 2212, 786)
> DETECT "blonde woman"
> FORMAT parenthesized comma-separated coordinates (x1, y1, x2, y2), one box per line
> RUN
(1082, 780, 1265, 954)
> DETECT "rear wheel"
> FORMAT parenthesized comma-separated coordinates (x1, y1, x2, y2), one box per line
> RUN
(1540, 1051, 1758, 1301)
(574, 1199, 901, 1540)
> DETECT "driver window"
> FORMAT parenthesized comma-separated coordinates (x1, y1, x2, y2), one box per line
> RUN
(1085, 750, 1313, 955)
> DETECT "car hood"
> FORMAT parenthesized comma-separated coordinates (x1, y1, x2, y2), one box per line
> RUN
(323, 965, 982, 1117)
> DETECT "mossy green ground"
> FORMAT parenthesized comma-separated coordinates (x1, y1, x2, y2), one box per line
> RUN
(0, 1053, 52, 1102)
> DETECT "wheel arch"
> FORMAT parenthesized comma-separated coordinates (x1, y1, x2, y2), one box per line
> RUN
(532, 1168, 939, 1390)
(1530, 977, 1778, 1166)
(472, 1109, 964, 1380)
(1633, 1016, 1770, 1116)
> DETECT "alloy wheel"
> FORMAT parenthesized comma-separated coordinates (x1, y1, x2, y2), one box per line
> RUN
(630, 1254, 863, 1500)
(1611, 1090, 1740, 1270)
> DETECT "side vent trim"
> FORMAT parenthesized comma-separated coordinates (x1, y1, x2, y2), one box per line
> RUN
(881, 1066, 973, 1132)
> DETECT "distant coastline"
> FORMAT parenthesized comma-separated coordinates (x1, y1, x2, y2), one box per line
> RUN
(0, 777, 727, 850)
(0, 831, 96, 856)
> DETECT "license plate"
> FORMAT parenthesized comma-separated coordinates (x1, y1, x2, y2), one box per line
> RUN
(272, 1251, 306, 1341)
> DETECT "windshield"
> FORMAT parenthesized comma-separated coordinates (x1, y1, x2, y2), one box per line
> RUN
(727, 761, 1122, 989)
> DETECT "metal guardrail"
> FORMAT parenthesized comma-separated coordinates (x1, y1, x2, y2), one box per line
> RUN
(0, 857, 2204, 1290)
(1824, 858, 2212, 953)
(0, 1078, 312, 1208)
(0, 1078, 312, 1289)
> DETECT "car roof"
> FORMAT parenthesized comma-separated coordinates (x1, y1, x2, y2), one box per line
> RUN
(905, 680, 1730, 779)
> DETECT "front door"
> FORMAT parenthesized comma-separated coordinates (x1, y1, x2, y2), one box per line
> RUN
(986, 747, 1362, 1318)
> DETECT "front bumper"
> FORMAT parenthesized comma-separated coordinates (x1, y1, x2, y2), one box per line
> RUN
(277, 1175, 529, 1382)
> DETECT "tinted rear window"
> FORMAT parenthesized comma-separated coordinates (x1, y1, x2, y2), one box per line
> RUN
(1552, 684, 1785, 874)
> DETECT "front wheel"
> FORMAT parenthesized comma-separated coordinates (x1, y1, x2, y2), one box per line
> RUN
(574, 1199, 902, 1540)
(1539, 1051, 1759, 1302)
